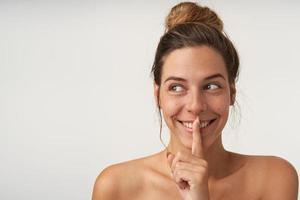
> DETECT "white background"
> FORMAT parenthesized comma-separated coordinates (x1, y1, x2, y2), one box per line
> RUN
(0, 0, 299, 199)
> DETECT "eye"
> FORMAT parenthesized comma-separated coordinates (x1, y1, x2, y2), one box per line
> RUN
(204, 83, 220, 90)
(169, 84, 185, 93)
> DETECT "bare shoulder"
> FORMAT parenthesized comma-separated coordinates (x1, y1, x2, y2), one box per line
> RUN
(92, 160, 143, 200)
(92, 153, 162, 200)
(245, 155, 299, 200)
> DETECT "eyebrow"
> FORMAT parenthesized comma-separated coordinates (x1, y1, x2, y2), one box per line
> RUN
(164, 73, 226, 83)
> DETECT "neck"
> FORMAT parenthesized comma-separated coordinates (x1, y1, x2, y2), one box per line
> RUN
(166, 135, 232, 179)
(205, 137, 232, 179)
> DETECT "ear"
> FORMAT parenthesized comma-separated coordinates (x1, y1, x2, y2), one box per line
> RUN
(153, 82, 160, 108)
(230, 83, 236, 105)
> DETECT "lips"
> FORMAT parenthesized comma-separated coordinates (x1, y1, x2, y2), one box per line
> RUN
(177, 119, 216, 133)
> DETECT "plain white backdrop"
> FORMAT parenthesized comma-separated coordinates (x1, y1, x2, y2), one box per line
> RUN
(0, 0, 299, 199)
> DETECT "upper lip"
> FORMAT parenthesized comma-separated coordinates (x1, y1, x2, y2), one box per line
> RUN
(178, 119, 216, 123)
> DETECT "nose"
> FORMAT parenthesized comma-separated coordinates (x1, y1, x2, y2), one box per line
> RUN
(186, 89, 207, 115)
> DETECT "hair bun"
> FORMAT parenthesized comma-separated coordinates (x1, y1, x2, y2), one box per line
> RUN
(165, 2, 223, 32)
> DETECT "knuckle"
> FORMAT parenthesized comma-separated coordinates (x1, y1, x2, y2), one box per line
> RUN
(173, 170, 179, 178)
(176, 170, 181, 176)
(199, 167, 207, 174)
(174, 163, 178, 170)
(202, 160, 208, 168)
(174, 169, 183, 177)
(175, 162, 182, 169)
(196, 158, 208, 167)
(176, 151, 182, 158)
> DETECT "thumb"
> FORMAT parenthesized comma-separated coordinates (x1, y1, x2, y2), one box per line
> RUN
(167, 152, 189, 189)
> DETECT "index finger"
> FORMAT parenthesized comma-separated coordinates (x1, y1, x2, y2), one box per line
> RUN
(191, 117, 204, 158)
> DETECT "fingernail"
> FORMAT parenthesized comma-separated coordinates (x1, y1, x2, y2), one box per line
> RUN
(166, 152, 171, 158)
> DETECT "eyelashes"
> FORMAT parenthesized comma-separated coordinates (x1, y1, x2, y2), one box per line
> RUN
(203, 83, 221, 90)
(168, 83, 222, 93)
(169, 84, 185, 92)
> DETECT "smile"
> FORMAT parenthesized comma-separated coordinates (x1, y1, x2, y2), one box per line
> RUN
(177, 119, 216, 131)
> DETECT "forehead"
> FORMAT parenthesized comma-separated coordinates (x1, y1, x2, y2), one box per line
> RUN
(162, 46, 228, 81)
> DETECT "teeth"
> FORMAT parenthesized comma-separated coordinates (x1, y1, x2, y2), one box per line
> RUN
(182, 121, 210, 129)
(200, 121, 209, 128)
(182, 122, 193, 129)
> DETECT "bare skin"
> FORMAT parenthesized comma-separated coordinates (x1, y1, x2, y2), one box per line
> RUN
(92, 46, 298, 200)
(92, 148, 298, 200)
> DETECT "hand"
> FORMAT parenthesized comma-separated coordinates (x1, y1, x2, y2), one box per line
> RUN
(167, 117, 210, 200)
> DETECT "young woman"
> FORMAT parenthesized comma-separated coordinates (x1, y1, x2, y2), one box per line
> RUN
(92, 2, 298, 200)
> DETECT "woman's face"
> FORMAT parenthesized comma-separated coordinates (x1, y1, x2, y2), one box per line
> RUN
(155, 46, 234, 150)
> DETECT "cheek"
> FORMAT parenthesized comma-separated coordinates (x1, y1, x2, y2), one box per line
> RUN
(159, 93, 184, 118)
(217, 99, 230, 113)
(207, 95, 230, 114)
(161, 98, 182, 117)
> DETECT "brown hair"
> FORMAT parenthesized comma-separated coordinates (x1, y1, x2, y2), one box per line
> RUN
(151, 2, 240, 146)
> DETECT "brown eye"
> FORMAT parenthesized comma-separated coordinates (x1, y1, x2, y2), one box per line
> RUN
(204, 83, 220, 90)
(169, 85, 184, 92)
